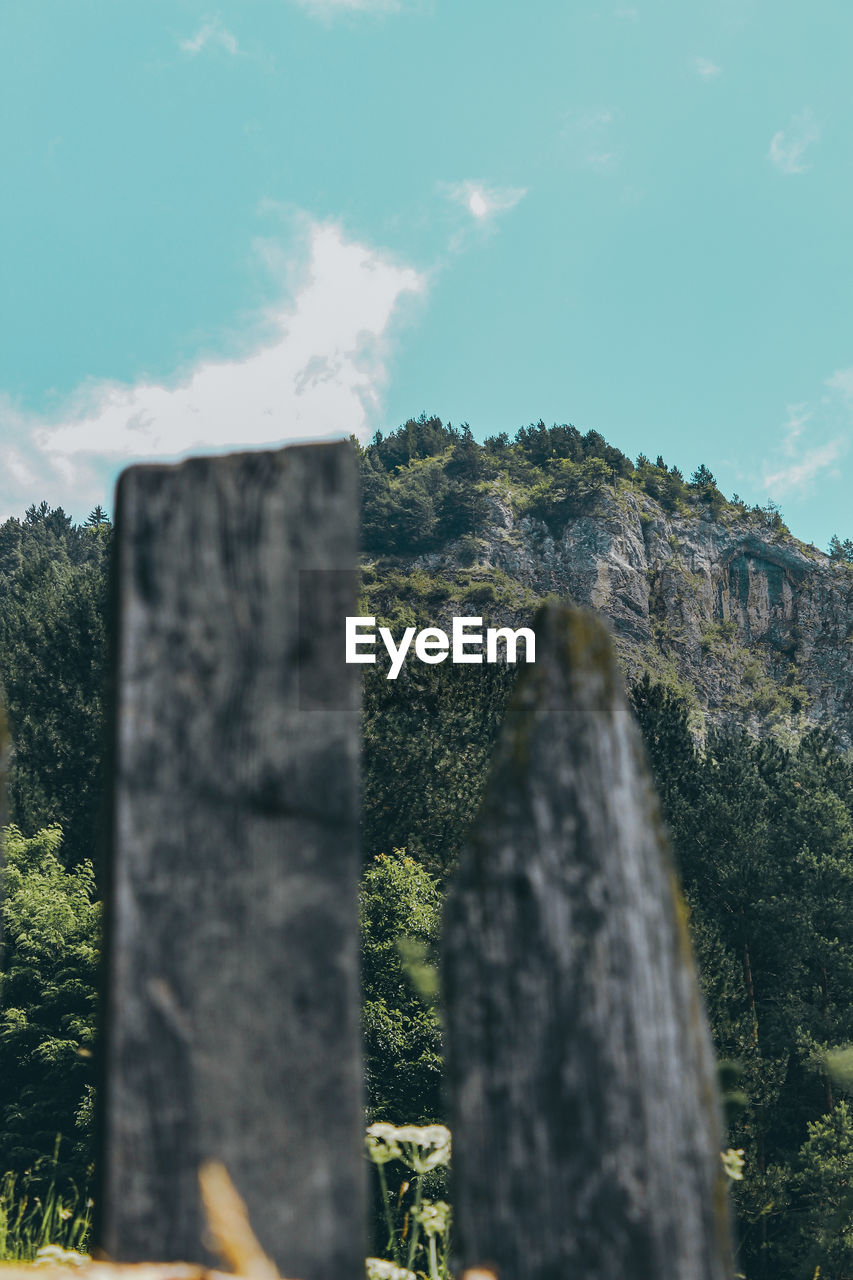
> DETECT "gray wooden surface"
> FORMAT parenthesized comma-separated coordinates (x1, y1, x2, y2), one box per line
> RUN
(98, 443, 363, 1278)
(444, 605, 733, 1280)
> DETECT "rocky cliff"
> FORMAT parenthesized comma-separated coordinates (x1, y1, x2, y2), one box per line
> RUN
(384, 484, 853, 746)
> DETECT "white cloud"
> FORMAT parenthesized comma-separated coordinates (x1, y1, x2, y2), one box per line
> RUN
(778, 403, 811, 451)
(0, 223, 424, 518)
(762, 383, 849, 498)
(693, 56, 721, 80)
(180, 19, 240, 56)
(443, 181, 527, 223)
(180, 21, 239, 56)
(826, 367, 853, 402)
(613, 7, 639, 20)
(764, 439, 844, 495)
(768, 109, 820, 175)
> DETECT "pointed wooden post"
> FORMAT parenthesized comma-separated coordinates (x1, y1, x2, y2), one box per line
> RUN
(97, 442, 364, 1280)
(444, 605, 733, 1280)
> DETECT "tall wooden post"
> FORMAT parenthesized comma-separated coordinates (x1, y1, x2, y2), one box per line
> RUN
(97, 442, 363, 1280)
(444, 605, 733, 1280)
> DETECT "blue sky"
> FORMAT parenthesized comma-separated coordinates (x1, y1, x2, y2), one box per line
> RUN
(1, 0, 851, 548)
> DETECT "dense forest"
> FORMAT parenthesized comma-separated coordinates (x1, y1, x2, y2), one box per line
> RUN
(2, 422, 853, 1278)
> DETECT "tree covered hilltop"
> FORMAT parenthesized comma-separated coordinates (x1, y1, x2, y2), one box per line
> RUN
(1, 422, 853, 1276)
(357, 415, 853, 748)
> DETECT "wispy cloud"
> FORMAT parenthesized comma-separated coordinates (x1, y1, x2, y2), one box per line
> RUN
(692, 56, 721, 80)
(762, 382, 849, 498)
(826, 368, 853, 402)
(587, 151, 618, 172)
(613, 7, 639, 20)
(443, 180, 527, 223)
(0, 224, 424, 519)
(180, 18, 240, 56)
(576, 107, 616, 129)
(768, 109, 820, 175)
(764, 439, 844, 496)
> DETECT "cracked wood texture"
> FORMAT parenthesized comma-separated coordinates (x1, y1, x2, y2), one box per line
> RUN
(444, 605, 733, 1280)
(98, 443, 363, 1279)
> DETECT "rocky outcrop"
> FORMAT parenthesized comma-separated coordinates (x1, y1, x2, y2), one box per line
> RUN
(400, 485, 853, 746)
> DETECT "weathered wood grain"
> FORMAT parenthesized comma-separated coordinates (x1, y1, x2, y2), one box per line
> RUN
(98, 443, 363, 1279)
(443, 605, 733, 1280)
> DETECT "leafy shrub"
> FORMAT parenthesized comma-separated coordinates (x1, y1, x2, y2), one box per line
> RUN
(360, 851, 443, 1124)
(0, 826, 99, 1192)
(466, 582, 497, 605)
(519, 457, 611, 535)
(791, 1101, 853, 1278)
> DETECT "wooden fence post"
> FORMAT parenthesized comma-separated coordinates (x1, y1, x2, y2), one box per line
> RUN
(97, 442, 363, 1280)
(443, 605, 733, 1280)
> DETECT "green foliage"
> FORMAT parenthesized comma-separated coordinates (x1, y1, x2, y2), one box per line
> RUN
(0, 1162, 92, 1261)
(360, 851, 443, 1123)
(0, 826, 99, 1193)
(634, 454, 688, 512)
(518, 456, 611, 534)
(84, 506, 109, 529)
(0, 505, 110, 868)
(367, 416, 458, 471)
(0, 441, 850, 1279)
(829, 534, 853, 565)
(753, 499, 789, 536)
(631, 683, 853, 1278)
(359, 566, 536, 631)
(691, 463, 717, 489)
(360, 416, 638, 554)
(689, 463, 727, 515)
(359, 415, 772, 558)
(700, 618, 739, 653)
(510, 420, 632, 477)
(362, 661, 518, 879)
(358, 422, 488, 556)
(792, 1102, 853, 1279)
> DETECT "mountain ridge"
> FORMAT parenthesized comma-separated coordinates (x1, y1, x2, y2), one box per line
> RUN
(358, 422, 853, 745)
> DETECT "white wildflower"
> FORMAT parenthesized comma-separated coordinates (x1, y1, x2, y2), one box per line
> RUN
(365, 1258, 417, 1280)
(411, 1199, 452, 1237)
(34, 1246, 90, 1267)
(366, 1123, 403, 1165)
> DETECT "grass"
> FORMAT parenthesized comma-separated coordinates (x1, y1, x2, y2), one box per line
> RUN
(0, 1169, 91, 1262)
(0, 1125, 449, 1277)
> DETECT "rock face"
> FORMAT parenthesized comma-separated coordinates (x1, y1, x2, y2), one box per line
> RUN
(401, 486, 853, 746)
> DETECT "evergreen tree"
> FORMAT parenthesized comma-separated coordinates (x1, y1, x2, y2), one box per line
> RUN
(0, 825, 99, 1191)
(690, 463, 717, 489)
(362, 661, 517, 879)
(0, 507, 110, 868)
(85, 505, 108, 528)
